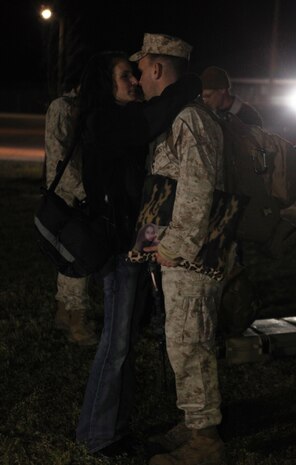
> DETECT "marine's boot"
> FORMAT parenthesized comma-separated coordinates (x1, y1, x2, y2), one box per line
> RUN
(148, 426, 224, 465)
(149, 421, 191, 452)
(54, 302, 70, 330)
(67, 308, 98, 346)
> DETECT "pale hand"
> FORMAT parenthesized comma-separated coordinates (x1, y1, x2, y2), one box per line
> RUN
(143, 245, 176, 267)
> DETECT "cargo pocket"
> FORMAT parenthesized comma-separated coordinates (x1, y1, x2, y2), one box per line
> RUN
(181, 296, 201, 344)
(200, 294, 217, 350)
(181, 293, 217, 349)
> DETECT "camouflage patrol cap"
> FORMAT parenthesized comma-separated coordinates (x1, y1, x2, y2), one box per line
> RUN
(129, 33, 192, 62)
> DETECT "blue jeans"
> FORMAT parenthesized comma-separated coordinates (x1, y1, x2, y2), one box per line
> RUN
(76, 255, 147, 452)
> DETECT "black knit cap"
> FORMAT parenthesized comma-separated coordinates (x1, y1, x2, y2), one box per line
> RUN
(200, 66, 230, 90)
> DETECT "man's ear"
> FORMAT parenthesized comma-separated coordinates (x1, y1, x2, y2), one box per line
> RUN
(153, 62, 163, 80)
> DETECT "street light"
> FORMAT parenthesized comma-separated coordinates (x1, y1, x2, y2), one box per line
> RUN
(40, 7, 52, 20)
(39, 4, 64, 96)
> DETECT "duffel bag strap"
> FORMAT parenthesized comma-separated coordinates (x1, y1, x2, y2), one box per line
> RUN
(48, 125, 82, 193)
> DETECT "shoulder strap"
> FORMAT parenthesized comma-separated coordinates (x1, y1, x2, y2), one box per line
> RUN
(189, 98, 222, 124)
(48, 109, 81, 193)
(165, 98, 220, 154)
(219, 111, 261, 145)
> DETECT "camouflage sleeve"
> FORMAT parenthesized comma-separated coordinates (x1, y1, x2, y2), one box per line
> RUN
(158, 107, 223, 263)
(45, 97, 85, 205)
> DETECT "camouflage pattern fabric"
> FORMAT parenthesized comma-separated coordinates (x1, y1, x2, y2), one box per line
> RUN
(129, 33, 192, 62)
(45, 91, 89, 304)
(147, 102, 224, 263)
(147, 102, 224, 429)
(45, 90, 85, 207)
(142, 103, 241, 268)
(162, 268, 222, 429)
(56, 273, 90, 313)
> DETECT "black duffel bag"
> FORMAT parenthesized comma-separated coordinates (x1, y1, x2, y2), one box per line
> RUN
(34, 130, 114, 277)
(34, 189, 114, 277)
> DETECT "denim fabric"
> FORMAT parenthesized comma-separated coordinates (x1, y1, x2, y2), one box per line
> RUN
(76, 255, 147, 452)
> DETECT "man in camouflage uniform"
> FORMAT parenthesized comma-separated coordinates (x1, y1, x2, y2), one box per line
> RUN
(130, 34, 225, 465)
(45, 88, 97, 345)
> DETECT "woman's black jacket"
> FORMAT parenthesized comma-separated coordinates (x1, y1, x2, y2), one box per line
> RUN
(81, 75, 202, 254)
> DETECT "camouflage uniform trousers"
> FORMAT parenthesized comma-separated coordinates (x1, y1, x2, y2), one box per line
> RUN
(161, 267, 223, 430)
(55, 273, 90, 313)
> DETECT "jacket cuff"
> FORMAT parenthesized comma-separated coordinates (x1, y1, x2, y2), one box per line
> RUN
(158, 242, 180, 262)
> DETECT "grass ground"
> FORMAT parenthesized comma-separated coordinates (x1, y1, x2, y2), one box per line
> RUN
(1, 160, 296, 465)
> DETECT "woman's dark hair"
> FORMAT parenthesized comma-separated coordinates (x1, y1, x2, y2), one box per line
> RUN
(78, 51, 128, 115)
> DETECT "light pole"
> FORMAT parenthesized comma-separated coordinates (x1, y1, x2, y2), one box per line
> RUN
(40, 5, 64, 96)
(57, 16, 64, 96)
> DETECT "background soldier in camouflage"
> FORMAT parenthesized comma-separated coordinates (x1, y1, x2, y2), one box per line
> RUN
(130, 33, 225, 465)
(45, 87, 97, 346)
(200, 67, 296, 336)
(200, 65, 263, 127)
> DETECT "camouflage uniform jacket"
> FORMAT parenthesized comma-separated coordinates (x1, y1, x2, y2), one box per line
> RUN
(45, 89, 85, 206)
(148, 102, 224, 263)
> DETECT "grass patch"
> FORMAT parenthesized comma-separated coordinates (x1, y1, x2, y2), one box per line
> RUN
(1, 160, 296, 464)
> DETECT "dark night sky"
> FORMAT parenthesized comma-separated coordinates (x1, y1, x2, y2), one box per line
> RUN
(2, 0, 296, 89)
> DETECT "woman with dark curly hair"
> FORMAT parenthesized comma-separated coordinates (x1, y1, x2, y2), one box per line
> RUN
(75, 51, 201, 456)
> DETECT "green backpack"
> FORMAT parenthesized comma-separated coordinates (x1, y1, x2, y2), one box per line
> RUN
(218, 111, 296, 243)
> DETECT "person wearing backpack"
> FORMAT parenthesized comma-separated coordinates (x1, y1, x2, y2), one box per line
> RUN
(200, 66, 263, 127)
(200, 66, 296, 336)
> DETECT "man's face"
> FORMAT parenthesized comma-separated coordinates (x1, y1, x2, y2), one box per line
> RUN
(138, 56, 158, 101)
(202, 88, 225, 110)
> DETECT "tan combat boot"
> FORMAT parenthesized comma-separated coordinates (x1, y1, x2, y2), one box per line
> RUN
(67, 308, 98, 346)
(149, 426, 224, 465)
(149, 421, 191, 452)
(54, 302, 70, 330)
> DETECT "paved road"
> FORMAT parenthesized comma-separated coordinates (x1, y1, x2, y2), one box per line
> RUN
(0, 113, 45, 161)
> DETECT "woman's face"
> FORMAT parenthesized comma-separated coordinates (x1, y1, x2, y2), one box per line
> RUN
(145, 226, 156, 242)
(113, 60, 139, 105)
